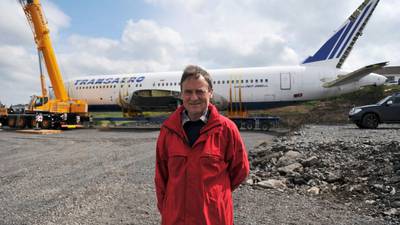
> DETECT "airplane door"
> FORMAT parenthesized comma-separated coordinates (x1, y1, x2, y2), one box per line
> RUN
(280, 73, 291, 90)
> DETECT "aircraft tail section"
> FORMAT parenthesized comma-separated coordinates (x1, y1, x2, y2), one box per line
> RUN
(302, 0, 379, 68)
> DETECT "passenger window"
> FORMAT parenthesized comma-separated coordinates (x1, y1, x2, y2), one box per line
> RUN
(394, 97, 400, 104)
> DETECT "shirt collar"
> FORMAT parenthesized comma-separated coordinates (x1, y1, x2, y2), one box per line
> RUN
(181, 108, 209, 125)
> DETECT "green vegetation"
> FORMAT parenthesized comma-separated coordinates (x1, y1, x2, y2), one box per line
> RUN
(328, 85, 385, 105)
(264, 85, 400, 129)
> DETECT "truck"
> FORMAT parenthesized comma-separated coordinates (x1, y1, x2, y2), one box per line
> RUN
(3, 0, 89, 129)
(224, 96, 280, 131)
(225, 109, 279, 131)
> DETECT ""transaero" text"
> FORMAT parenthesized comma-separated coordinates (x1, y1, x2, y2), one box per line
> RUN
(74, 76, 145, 86)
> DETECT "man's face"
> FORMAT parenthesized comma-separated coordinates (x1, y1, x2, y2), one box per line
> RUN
(181, 76, 213, 120)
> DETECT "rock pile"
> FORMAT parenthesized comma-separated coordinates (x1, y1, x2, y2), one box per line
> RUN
(248, 125, 400, 219)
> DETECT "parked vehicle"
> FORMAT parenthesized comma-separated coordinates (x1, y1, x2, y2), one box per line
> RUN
(349, 92, 400, 128)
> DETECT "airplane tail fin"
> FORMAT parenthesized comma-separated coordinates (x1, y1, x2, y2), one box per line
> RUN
(302, 0, 379, 69)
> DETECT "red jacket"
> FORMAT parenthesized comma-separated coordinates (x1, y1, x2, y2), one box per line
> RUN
(155, 104, 249, 225)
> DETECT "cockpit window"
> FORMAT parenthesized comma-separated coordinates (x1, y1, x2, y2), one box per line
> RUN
(35, 98, 43, 106)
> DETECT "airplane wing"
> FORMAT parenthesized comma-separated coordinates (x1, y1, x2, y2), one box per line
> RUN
(322, 62, 388, 88)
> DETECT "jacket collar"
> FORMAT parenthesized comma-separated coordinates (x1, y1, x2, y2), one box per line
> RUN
(181, 108, 209, 126)
(163, 104, 222, 139)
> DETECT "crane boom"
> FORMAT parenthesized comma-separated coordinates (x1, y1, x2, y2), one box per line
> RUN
(20, 0, 68, 101)
(6, 0, 90, 129)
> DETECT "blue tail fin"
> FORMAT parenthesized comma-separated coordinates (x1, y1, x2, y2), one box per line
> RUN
(302, 0, 379, 68)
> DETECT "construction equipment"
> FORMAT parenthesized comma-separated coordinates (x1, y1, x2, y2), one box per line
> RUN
(4, 0, 89, 129)
(0, 102, 7, 127)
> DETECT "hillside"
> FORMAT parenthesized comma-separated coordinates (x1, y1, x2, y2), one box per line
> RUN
(262, 85, 400, 129)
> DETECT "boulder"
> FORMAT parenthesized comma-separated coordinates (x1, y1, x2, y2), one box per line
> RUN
(257, 179, 287, 190)
(277, 151, 302, 167)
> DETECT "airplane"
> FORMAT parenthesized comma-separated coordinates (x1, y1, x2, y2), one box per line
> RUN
(65, 0, 387, 114)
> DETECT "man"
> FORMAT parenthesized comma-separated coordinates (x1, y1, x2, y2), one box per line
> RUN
(155, 65, 250, 225)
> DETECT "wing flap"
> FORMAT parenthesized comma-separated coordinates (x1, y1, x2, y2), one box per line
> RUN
(322, 61, 388, 88)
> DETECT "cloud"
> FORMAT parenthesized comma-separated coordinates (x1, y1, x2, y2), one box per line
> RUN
(144, 0, 207, 12)
(0, 0, 399, 105)
(0, 0, 34, 46)
(0, 0, 70, 105)
(121, 19, 184, 62)
(57, 19, 186, 78)
(0, 45, 40, 105)
(0, 0, 69, 47)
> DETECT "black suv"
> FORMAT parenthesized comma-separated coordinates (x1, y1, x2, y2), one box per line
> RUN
(349, 92, 400, 129)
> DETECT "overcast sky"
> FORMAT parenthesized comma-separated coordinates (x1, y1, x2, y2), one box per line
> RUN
(0, 0, 399, 105)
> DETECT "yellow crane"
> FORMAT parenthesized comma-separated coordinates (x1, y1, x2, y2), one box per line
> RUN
(4, 0, 89, 129)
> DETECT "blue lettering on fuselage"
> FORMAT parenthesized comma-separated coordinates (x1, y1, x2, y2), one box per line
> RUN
(95, 79, 104, 84)
(112, 78, 120, 84)
(127, 77, 136, 83)
(103, 78, 113, 84)
(136, 76, 145, 83)
(86, 79, 96, 85)
(79, 79, 88, 85)
(75, 76, 146, 86)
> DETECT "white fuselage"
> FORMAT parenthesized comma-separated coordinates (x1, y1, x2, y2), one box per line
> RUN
(66, 65, 386, 111)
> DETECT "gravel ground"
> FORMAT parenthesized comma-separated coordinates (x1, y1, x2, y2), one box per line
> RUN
(0, 125, 398, 224)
